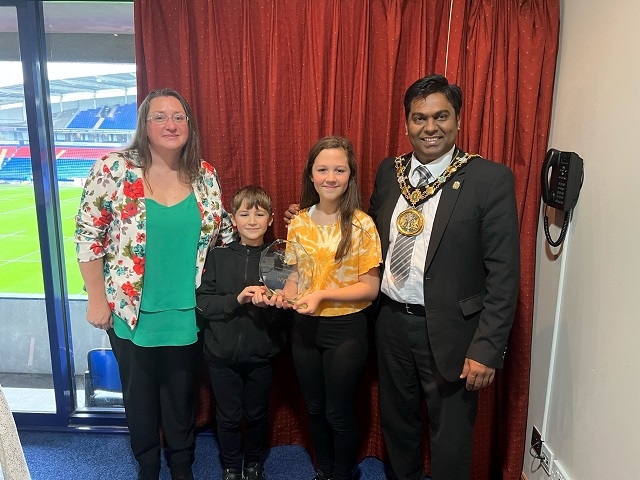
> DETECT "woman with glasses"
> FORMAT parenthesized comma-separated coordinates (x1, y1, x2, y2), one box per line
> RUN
(75, 88, 235, 480)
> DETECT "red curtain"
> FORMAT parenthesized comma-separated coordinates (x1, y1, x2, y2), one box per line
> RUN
(135, 1, 559, 478)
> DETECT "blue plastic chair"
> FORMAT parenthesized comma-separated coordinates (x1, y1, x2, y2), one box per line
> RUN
(84, 348, 124, 407)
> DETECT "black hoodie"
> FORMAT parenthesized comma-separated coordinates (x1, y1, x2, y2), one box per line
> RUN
(196, 241, 289, 364)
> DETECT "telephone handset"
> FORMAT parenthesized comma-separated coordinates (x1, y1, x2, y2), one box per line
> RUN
(541, 149, 584, 246)
(541, 149, 583, 211)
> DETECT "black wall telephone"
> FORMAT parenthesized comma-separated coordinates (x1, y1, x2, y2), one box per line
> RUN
(541, 149, 584, 211)
(541, 149, 584, 246)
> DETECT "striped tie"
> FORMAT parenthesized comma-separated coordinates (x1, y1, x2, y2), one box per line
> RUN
(389, 165, 432, 287)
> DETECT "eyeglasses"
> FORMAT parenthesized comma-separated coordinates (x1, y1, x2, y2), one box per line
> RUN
(146, 113, 189, 124)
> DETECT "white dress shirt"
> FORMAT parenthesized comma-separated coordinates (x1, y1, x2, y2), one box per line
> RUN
(381, 145, 456, 305)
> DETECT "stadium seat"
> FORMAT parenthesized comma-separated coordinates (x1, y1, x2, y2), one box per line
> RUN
(67, 107, 101, 129)
(0, 157, 32, 181)
(84, 348, 124, 408)
(98, 103, 136, 130)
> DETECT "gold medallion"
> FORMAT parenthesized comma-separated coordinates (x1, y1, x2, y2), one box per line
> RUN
(396, 207, 424, 236)
(393, 150, 480, 237)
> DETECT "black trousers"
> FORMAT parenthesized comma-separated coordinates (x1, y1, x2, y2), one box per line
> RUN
(107, 329, 200, 480)
(207, 359, 273, 471)
(375, 300, 479, 480)
(291, 311, 368, 480)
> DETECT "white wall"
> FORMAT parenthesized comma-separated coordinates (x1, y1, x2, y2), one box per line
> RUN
(524, 0, 640, 479)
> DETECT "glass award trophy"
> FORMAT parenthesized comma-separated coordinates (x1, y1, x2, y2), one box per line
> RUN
(259, 239, 314, 304)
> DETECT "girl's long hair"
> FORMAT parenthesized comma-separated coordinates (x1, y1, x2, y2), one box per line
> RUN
(300, 136, 361, 262)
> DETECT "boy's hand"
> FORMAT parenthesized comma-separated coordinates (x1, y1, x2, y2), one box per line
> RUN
(263, 292, 293, 309)
(251, 286, 271, 308)
(283, 204, 300, 226)
(237, 286, 263, 305)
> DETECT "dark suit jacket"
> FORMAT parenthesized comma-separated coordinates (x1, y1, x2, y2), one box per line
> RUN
(369, 150, 520, 382)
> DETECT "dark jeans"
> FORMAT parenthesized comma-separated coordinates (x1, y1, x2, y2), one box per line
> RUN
(291, 311, 368, 480)
(108, 329, 200, 480)
(207, 359, 273, 470)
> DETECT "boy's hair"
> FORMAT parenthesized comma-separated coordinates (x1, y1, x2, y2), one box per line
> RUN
(231, 185, 273, 214)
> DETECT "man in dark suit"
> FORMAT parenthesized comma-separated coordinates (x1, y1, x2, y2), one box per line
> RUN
(370, 74, 520, 480)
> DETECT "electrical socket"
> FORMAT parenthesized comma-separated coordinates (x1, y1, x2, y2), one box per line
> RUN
(551, 459, 571, 480)
(530, 426, 542, 456)
(540, 442, 554, 475)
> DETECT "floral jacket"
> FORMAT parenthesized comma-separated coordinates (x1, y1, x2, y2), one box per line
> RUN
(75, 150, 235, 329)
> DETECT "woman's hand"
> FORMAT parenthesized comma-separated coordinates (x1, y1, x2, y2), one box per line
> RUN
(79, 260, 112, 330)
(86, 297, 113, 330)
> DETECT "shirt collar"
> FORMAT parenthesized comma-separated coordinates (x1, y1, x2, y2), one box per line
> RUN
(410, 145, 457, 180)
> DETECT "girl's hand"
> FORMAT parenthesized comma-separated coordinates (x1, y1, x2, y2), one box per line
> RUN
(293, 291, 324, 315)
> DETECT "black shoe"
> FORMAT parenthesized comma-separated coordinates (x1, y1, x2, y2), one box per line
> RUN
(313, 471, 332, 480)
(223, 468, 241, 480)
(243, 462, 265, 480)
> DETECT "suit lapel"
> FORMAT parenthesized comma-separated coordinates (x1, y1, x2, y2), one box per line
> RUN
(425, 168, 465, 270)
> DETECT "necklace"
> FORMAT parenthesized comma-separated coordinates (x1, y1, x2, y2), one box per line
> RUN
(394, 150, 479, 236)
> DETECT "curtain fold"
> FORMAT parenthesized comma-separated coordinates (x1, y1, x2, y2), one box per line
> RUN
(134, 1, 559, 478)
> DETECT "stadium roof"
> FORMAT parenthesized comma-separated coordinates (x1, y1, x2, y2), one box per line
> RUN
(0, 72, 137, 108)
(0, 1, 135, 108)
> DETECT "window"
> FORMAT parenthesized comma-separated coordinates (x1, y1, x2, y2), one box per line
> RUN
(0, 1, 134, 420)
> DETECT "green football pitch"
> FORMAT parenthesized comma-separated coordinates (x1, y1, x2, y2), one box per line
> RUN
(0, 184, 86, 295)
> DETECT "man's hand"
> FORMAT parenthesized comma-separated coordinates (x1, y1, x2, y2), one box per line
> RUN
(460, 358, 495, 391)
(283, 203, 300, 226)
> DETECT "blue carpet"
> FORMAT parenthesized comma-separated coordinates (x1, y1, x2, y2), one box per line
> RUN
(19, 431, 387, 479)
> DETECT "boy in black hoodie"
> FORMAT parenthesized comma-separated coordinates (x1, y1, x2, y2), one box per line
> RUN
(196, 186, 288, 480)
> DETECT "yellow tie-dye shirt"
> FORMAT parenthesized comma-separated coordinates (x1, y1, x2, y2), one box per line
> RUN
(287, 207, 382, 317)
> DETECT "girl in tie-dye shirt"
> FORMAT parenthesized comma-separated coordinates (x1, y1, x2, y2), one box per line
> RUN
(269, 136, 381, 480)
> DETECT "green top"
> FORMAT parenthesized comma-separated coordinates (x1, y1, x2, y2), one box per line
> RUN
(114, 192, 201, 346)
